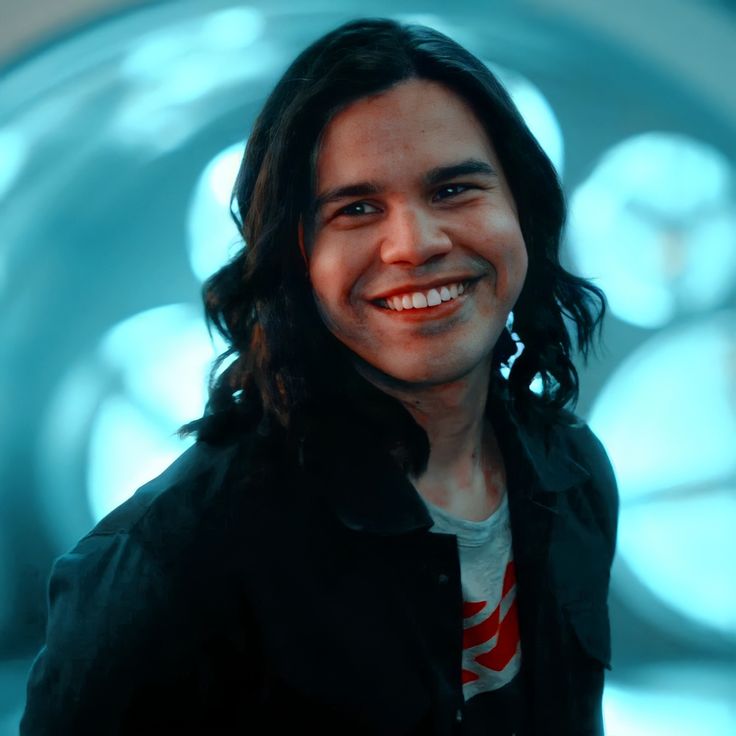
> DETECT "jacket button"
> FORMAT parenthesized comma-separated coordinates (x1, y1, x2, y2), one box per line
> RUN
(455, 708, 463, 722)
(438, 573, 449, 584)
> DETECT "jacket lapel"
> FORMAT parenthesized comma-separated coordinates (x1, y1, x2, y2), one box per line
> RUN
(488, 391, 594, 731)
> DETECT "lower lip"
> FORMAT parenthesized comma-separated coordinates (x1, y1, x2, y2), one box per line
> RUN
(372, 280, 478, 321)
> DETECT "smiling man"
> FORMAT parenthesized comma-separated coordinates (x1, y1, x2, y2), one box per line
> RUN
(21, 18, 619, 736)
(302, 78, 528, 527)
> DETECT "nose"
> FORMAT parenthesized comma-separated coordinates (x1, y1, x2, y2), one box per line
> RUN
(378, 204, 452, 265)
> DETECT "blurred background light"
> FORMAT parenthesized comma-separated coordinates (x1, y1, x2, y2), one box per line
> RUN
(187, 140, 246, 282)
(589, 310, 736, 639)
(603, 663, 736, 736)
(88, 303, 227, 521)
(0, 127, 27, 202)
(567, 133, 736, 329)
(487, 62, 565, 177)
(34, 304, 227, 549)
(113, 7, 270, 152)
(98, 303, 220, 425)
(0, 2, 734, 735)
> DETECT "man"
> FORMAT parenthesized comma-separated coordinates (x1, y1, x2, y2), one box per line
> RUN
(21, 18, 618, 735)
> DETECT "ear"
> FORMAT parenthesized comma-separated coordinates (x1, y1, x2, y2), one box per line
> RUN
(298, 219, 308, 267)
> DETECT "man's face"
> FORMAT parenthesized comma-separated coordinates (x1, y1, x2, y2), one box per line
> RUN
(301, 78, 528, 388)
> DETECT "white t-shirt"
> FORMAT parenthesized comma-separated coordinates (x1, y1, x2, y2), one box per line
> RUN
(423, 490, 522, 704)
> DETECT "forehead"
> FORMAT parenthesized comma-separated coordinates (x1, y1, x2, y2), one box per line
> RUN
(315, 78, 499, 182)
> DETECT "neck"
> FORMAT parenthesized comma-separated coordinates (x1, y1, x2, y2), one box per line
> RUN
(353, 356, 499, 503)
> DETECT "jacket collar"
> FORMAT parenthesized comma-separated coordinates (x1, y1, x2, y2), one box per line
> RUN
(300, 387, 590, 536)
(487, 388, 590, 496)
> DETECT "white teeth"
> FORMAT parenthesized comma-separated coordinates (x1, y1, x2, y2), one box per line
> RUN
(411, 292, 428, 308)
(380, 280, 472, 311)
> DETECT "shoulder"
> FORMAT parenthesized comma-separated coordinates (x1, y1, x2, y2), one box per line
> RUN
(83, 429, 270, 559)
(21, 430, 271, 732)
(44, 431, 258, 617)
(555, 409, 620, 558)
(45, 427, 273, 624)
(558, 410, 617, 494)
(90, 439, 236, 529)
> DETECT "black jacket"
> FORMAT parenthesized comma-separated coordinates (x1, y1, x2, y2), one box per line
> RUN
(21, 389, 618, 735)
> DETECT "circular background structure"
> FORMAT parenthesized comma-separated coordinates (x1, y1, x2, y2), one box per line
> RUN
(0, 2, 734, 733)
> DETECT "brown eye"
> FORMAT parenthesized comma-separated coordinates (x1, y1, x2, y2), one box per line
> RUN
(338, 201, 380, 217)
(434, 184, 472, 201)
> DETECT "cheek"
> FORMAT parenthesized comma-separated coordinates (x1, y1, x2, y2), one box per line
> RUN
(498, 240, 528, 307)
(470, 213, 528, 298)
(308, 235, 372, 306)
(307, 251, 369, 335)
(496, 213, 526, 273)
(509, 235, 528, 292)
(307, 247, 345, 306)
(310, 284, 342, 342)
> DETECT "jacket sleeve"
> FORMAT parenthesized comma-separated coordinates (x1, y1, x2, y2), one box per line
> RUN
(19, 530, 178, 736)
(558, 424, 619, 735)
(581, 424, 620, 567)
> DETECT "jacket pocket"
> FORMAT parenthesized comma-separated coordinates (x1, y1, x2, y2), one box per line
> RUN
(562, 599, 612, 671)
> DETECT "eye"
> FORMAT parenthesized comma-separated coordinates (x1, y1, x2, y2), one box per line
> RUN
(336, 201, 381, 217)
(434, 183, 473, 201)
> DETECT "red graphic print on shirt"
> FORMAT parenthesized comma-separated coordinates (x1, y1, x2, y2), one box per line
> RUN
(461, 560, 520, 685)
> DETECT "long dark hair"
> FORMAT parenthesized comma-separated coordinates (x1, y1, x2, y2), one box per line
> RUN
(180, 17, 607, 475)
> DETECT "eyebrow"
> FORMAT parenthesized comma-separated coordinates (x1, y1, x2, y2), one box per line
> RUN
(313, 158, 497, 213)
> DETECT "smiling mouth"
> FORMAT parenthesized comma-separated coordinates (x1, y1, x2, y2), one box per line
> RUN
(372, 278, 479, 312)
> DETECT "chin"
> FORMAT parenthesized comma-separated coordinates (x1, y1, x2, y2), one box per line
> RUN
(361, 355, 483, 391)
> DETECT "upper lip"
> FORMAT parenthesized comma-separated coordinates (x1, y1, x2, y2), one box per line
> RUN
(370, 274, 480, 302)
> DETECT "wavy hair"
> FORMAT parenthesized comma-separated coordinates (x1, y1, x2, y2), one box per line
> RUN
(180, 17, 607, 474)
